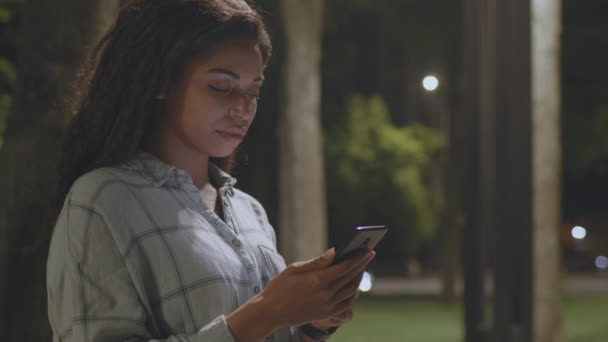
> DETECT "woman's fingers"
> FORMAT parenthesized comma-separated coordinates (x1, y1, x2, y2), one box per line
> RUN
(334, 309, 353, 323)
(327, 308, 354, 325)
(331, 290, 361, 315)
(328, 257, 371, 293)
(319, 250, 374, 284)
(330, 272, 364, 304)
(288, 248, 335, 273)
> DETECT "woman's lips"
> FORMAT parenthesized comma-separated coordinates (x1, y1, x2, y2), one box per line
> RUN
(217, 130, 245, 141)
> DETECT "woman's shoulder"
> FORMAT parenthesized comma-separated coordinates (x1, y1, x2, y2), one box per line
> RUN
(231, 188, 277, 243)
(68, 166, 147, 207)
(232, 189, 268, 217)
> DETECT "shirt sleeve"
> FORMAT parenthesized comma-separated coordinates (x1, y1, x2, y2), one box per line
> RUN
(46, 199, 236, 342)
(290, 325, 304, 342)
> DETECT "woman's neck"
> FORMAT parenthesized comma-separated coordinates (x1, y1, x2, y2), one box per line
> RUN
(143, 126, 211, 190)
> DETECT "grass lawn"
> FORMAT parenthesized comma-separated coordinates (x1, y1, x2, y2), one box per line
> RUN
(331, 294, 608, 342)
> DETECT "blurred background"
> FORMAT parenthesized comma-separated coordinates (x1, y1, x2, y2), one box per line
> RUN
(1, 0, 607, 341)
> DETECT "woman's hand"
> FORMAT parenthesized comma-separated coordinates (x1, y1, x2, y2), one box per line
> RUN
(226, 248, 374, 341)
(262, 248, 374, 327)
(310, 308, 354, 329)
(307, 270, 365, 331)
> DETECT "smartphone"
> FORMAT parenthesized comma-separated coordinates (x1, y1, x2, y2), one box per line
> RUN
(332, 225, 388, 264)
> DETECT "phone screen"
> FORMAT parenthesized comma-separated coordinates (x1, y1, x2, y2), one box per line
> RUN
(332, 225, 387, 264)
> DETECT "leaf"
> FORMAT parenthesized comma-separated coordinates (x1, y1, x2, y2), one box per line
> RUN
(0, 56, 17, 85)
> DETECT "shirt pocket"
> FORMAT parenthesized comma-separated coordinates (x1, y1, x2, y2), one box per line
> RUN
(257, 244, 287, 286)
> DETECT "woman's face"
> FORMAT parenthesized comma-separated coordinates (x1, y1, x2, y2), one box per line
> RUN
(161, 38, 264, 158)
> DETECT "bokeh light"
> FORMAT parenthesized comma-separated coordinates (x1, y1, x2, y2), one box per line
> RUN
(422, 75, 439, 91)
(359, 271, 374, 292)
(595, 256, 608, 270)
(571, 226, 587, 240)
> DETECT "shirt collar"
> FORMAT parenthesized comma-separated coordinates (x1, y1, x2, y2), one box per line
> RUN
(122, 151, 237, 189)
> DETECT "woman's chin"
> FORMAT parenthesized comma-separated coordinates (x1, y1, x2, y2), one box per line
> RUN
(209, 146, 238, 159)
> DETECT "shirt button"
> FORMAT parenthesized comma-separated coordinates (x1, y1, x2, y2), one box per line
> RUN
(232, 239, 242, 248)
(254, 286, 261, 294)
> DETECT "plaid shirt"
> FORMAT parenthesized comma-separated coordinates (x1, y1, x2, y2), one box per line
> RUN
(46, 152, 301, 342)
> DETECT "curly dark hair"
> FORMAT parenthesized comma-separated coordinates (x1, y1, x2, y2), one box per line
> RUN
(57, 0, 272, 204)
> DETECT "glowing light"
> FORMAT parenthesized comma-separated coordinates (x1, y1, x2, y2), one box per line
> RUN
(422, 75, 439, 91)
(571, 226, 587, 240)
(359, 271, 374, 292)
(595, 256, 608, 270)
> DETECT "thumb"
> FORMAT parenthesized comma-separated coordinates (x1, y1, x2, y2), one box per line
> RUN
(291, 248, 335, 272)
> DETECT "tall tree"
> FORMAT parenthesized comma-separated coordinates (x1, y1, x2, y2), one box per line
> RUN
(0, 1, 119, 340)
(278, 0, 326, 262)
(491, 0, 563, 340)
(532, 0, 563, 341)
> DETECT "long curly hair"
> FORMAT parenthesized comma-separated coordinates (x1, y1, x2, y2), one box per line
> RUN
(57, 0, 272, 204)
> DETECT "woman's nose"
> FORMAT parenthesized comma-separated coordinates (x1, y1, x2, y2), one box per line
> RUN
(229, 92, 257, 122)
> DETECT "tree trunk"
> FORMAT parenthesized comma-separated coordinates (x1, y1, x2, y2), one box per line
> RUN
(0, 1, 119, 340)
(532, 0, 563, 341)
(278, 0, 326, 263)
(439, 1, 467, 302)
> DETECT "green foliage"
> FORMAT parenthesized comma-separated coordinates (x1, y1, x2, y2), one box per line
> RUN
(0, 93, 10, 147)
(0, 56, 16, 85)
(0, 0, 20, 149)
(0, 6, 10, 24)
(325, 95, 443, 258)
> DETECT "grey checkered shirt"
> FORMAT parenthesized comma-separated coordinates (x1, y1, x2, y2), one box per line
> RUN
(46, 152, 301, 341)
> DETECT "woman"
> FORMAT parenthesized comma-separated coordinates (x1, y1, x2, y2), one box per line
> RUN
(46, 0, 374, 341)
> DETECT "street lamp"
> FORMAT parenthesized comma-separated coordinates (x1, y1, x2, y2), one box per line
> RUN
(422, 75, 439, 91)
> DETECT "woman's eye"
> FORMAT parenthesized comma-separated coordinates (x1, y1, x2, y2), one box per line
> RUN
(208, 83, 260, 102)
(208, 85, 231, 95)
(247, 92, 261, 101)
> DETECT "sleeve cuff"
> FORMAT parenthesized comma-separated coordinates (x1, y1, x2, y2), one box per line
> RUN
(194, 315, 236, 342)
(291, 325, 303, 342)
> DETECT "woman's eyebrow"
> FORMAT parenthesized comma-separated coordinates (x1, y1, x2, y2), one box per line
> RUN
(207, 67, 264, 81)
